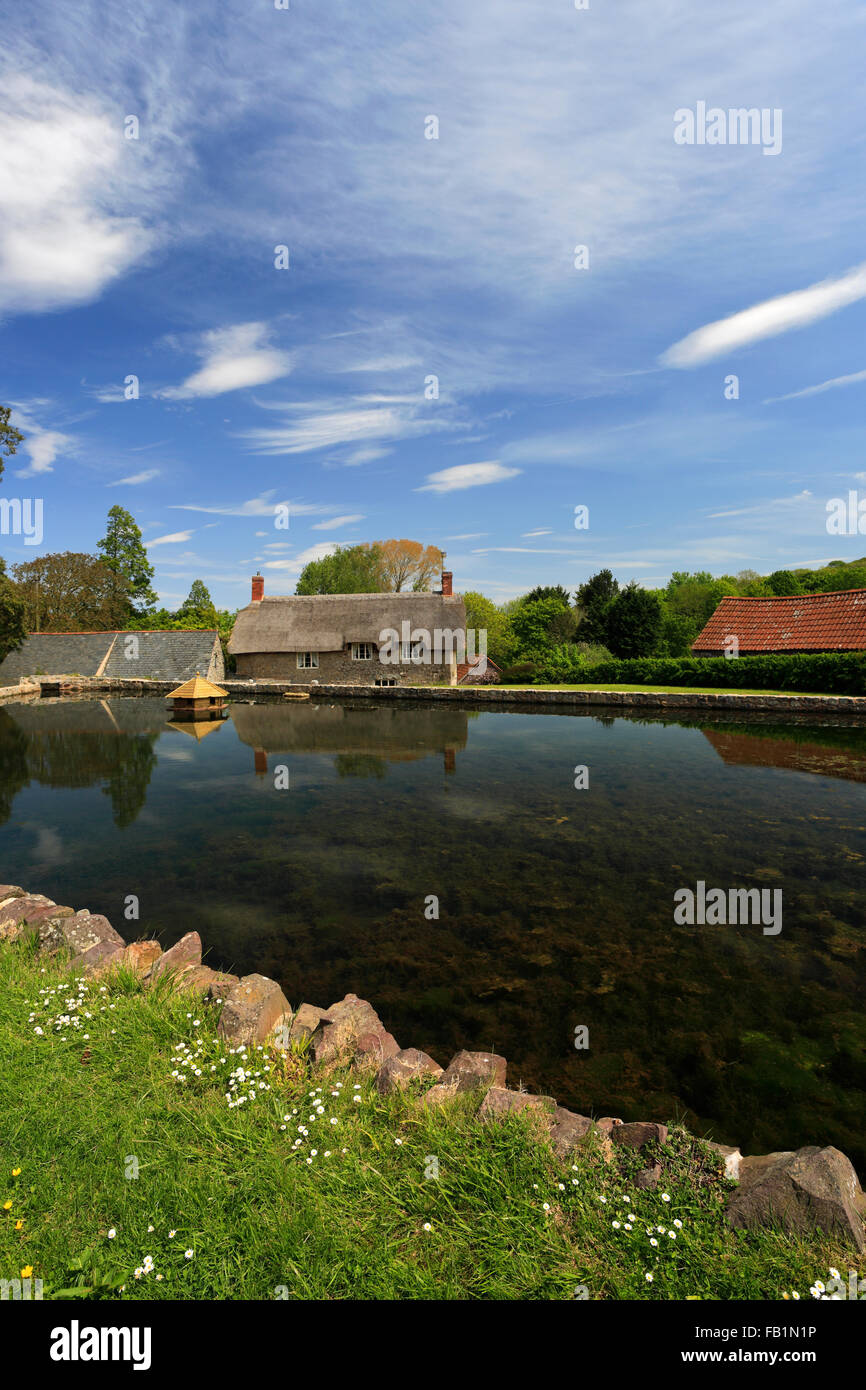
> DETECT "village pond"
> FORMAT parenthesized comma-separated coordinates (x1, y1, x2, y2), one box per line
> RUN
(1, 695, 864, 1167)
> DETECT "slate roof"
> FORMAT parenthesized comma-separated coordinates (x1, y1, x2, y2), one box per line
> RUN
(0, 630, 223, 684)
(228, 592, 466, 654)
(691, 590, 866, 653)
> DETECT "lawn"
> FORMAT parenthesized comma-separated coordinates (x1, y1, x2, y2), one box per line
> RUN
(500, 684, 844, 697)
(0, 939, 857, 1301)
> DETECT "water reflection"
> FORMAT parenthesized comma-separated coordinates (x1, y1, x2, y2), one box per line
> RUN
(230, 700, 467, 778)
(0, 695, 864, 1169)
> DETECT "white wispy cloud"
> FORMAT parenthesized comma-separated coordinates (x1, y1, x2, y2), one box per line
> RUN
(661, 263, 866, 368)
(9, 405, 72, 476)
(0, 76, 155, 313)
(110, 469, 160, 486)
(158, 323, 292, 399)
(763, 367, 866, 404)
(239, 395, 456, 456)
(147, 530, 195, 546)
(416, 461, 520, 493)
(522, 528, 552, 537)
(170, 492, 334, 518)
(262, 543, 339, 572)
(310, 514, 365, 529)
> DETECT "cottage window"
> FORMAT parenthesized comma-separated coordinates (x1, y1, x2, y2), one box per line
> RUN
(296, 652, 319, 669)
(350, 642, 372, 661)
(374, 678, 397, 687)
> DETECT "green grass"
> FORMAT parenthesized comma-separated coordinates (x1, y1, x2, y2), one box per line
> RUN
(0, 940, 858, 1301)
(499, 684, 843, 697)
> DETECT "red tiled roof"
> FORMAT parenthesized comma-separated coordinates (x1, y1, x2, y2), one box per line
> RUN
(456, 655, 502, 682)
(691, 589, 866, 653)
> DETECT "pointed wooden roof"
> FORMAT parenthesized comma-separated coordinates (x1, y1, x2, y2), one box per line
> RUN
(165, 719, 225, 741)
(167, 674, 229, 699)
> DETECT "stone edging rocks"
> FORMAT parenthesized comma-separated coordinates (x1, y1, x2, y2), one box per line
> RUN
(2, 882, 865, 1252)
(9, 674, 866, 714)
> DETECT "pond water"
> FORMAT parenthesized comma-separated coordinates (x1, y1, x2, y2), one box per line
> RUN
(1, 694, 864, 1166)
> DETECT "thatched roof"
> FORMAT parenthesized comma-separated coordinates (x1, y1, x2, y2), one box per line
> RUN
(228, 593, 466, 654)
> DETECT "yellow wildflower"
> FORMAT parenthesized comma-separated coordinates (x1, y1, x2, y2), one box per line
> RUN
(20, 1266, 33, 1278)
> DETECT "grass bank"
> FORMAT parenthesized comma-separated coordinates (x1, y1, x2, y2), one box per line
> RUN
(502, 684, 842, 697)
(0, 940, 856, 1301)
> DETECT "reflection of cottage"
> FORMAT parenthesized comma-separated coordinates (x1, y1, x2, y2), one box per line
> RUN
(0, 630, 224, 684)
(228, 574, 466, 686)
(230, 700, 467, 776)
(701, 726, 866, 784)
(692, 589, 866, 656)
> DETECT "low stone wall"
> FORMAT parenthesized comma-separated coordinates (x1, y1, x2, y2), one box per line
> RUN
(2, 881, 865, 1252)
(13, 674, 866, 714)
(0, 679, 40, 704)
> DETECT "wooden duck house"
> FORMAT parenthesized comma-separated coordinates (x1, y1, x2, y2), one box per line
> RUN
(166, 674, 228, 720)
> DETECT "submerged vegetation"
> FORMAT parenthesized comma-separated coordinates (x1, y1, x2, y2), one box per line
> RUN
(1, 941, 859, 1301)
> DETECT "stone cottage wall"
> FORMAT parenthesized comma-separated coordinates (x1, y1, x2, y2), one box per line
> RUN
(235, 649, 452, 685)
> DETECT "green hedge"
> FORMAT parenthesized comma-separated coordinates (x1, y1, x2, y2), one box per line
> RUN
(531, 651, 866, 694)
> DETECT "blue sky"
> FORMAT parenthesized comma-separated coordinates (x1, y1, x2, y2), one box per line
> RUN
(1, 0, 865, 609)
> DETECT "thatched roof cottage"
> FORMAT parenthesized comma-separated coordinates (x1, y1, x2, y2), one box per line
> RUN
(228, 573, 466, 685)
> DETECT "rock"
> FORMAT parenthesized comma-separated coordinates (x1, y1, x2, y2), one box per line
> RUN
(0, 885, 25, 901)
(205, 974, 241, 1004)
(422, 1083, 461, 1108)
(290, 1003, 333, 1043)
(612, 1121, 669, 1151)
(174, 965, 240, 995)
(354, 1028, 401, 1065)
(146, 931, 202, 985)
(548, 1106, 596, 1156)
(0, 895, 68, 942)
(36, 909, 125, 971)
(92, 939, 162, 979)
(635, 1163, 662, 1191)
(438, 1050, 507, 1093)
(216, 973, 292, 1047)
(312, 994, 399, 1065)
(706, 1141, 742, 1180)
(727, 1146, 866, 1252)
(377, 1048, 444, 1095)
(478, 1087, 556, 1122)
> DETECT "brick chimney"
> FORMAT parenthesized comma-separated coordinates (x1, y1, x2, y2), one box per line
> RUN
(441, 570, 453, 596)
(251, 572, 264, 602)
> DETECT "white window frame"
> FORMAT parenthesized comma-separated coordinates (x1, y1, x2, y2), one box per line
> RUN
(350, 642, 373, 661)
(296, 652, 319, 669)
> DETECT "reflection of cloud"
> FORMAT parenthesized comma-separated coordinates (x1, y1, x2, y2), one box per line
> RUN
(159, 749, 194, 761)
(30, 826, 65, 868)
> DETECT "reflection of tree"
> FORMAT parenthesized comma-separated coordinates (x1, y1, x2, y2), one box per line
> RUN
(101, 735, 158, 827)
(334, 753, 386, 779)
(0, 723, 160, 829)
(0, 711, 30, 825)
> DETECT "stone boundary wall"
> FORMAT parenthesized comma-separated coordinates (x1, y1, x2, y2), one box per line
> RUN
(15, 675, 866, 715)
(0, 680, 40, 705)
(1, 881, 864, 1252)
